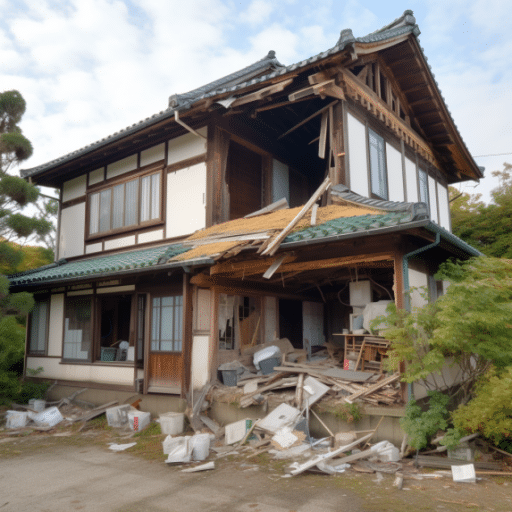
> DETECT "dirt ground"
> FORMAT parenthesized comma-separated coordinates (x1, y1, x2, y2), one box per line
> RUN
(1, 418, 512, 512)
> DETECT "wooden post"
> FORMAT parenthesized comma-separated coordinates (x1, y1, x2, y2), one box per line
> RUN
(181, 274, 193, 398)
(207, 125, 230, 227)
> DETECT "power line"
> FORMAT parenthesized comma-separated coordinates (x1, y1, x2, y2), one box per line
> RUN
(473, 152, 512, 158)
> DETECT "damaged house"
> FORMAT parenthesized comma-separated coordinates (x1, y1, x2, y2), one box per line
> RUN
(11, 11, 482, 409)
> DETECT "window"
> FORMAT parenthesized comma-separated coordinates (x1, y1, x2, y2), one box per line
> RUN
(28, 298, 49, 354)
(368, 128, 388, 199)
(418, 168, 429, 207)
(89, 171, 161, 236)
(151, 295, 183, 352)
(63, 296, 92, 361)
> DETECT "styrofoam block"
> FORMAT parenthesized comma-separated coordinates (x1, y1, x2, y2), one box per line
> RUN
(128, 411, 151, 432)
(301, 376, 329, 408)
(106, 405, 132, 427)
(163, 436, 192, 463)
(452, 464, 476, 483)
(28, 407, 63, 427)
(6, 411, 28, 429)
(272, 428, 298, 449)
(257, 403, 301, 434)
(159, 412, 185, 435)
(225, 419, 254, 445)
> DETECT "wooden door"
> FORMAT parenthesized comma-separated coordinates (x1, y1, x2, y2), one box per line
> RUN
(146, 295, 183, 394)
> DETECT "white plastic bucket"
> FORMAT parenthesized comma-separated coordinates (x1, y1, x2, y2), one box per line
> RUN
(128, 411, 151, 432)
(159, 412, 185, 435)
(190, 433, 210, 461)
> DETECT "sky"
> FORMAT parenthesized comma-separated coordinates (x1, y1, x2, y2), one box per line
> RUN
(2, 0, 511, 203)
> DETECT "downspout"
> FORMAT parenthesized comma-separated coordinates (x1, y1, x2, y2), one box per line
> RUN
(174, 110, 207, 139)
(402, 231, 441, 401)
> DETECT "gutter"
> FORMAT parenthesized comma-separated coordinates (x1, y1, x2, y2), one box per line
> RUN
(401, 231, 441, 403)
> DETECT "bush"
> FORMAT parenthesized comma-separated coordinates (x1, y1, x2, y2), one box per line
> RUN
(451, 367, 512, 451)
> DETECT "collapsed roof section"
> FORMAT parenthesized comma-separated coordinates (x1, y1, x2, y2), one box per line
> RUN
(9, 181, 479, 290)
(22, 10, 482, 186)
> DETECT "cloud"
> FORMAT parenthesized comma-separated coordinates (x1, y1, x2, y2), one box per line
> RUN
(239, 0, 275, 25)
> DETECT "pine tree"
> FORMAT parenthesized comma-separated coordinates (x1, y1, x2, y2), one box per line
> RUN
(0, 90, 54, 402)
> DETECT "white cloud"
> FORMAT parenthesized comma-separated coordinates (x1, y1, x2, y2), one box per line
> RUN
(248, 24, 300, 63)
(240, 0, 275, 25)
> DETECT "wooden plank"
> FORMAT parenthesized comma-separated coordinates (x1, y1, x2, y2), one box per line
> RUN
(289, 432, 373, 476)
(277, 101, 337, 140)
(288, 79, 334, 102)
(230, 78, 294, 107)
(345, 373, 400, 403)
(318, 110, 328, 159)
(244, 197, 289, 218)
(261, 177, 331, 257)
(263, 253, 288, 280)
(310, 203, 319, 226)
(211, 254, 297, 277)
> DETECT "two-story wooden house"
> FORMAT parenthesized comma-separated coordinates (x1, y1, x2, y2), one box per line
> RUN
(11, 11, 482, 404)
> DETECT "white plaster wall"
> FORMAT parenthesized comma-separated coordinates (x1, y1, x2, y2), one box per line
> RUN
(86, 243, 102, 254)
(191, 335, 210, 389)
(195, 288, 211, 331)
(138, 229, 164, 244)
(141, 143, 165, 167)
(166, 162, 206, 238)
(437, 182, 451, 231)
(404, 157, 418, 202)
(409, 268, 428, 309)
(386, 143, 405, 202)
(272, 159, 290, 203)
(167, 127, 207, 166)
(104, 235, 136, 251)
(62, 175, 86, 202)
(347, 113, 369, 197)
(59, 203, 85, 258)
(25, 357, 134, 385)
(413, 357, 464, 400)
(88, 167, 104, 185)
(106, 154, 137, 180)
(48, 294, 64, 357)
(264, 296, 278, 343)
(303, 301, 325, 347)
(428, 175, 438, 223)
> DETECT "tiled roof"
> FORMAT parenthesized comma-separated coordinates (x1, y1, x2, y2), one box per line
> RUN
(21, 10, 433, 180)
(9, 244, 189, 286)
(284, 211, 415, 243)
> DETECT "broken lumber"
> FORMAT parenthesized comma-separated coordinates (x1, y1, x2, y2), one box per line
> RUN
(345, 373, 400, 403)
(289, 432, 373, 476)
(261, 177, 331, 257)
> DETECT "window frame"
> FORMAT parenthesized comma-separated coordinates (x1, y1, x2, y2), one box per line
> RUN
(62, 294, 93, 363)
(27, 296, 50, 356)
(86, 167, 164, 241)
(150, 293, 183, 353)
(367, 127, 389, 200)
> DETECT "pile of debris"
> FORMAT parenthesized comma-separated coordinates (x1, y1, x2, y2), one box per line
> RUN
(214, 338, 401, 410)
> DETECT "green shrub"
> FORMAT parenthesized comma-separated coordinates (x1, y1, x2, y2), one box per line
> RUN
(451, 367, 512, 451)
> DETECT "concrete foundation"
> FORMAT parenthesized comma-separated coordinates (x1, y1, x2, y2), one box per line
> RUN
(48, 384, 406, 446)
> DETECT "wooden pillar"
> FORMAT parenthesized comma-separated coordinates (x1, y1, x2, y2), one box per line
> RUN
(331, 100, 346, 186)
(208, 287, 220, 383)
(393, 246, 407, 402)
(181, 273, 193, 398)
(206, 124, 230, 227)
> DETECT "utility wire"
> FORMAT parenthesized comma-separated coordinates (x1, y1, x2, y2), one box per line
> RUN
(473, 152, 512, 158)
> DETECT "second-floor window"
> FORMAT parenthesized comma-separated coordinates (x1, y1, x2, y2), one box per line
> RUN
(368, 128, 388, 200)
(418, 168, 429, 207)
(88, 171, 161, 237)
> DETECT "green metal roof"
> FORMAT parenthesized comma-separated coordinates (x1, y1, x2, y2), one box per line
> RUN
(284, 211, 415, 243)
(9, 244, 189, 287)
